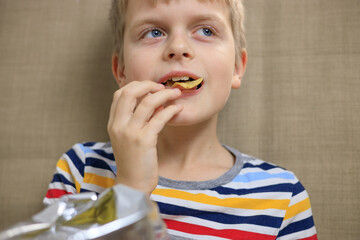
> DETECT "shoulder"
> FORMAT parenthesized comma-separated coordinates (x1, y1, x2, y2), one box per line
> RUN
(44, 142, 115, 203)
(63, 142, 116, 191)
(227, 146, 297, 183)
(64, 142, 114, 162)
(224, 146, 300, 195)
(241, 153, 297, 184)
(60, 141, 115, 176)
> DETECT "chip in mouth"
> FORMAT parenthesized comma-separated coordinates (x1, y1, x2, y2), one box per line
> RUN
(164, 77, 203, 89)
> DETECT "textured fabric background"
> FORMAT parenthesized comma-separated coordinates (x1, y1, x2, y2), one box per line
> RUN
(0, 0, 359, 239)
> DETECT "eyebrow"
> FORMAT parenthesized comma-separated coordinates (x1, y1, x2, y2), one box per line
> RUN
(130, 12, 228, 31)
(191, 13, 228, 26)
(130, 16, 165, 30)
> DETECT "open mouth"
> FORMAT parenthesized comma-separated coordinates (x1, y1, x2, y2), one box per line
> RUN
(162, 77, 204, 90)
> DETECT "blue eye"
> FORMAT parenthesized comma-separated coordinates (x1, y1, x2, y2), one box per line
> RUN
(198, 28, 213, 37)
(144, 29, 163, 38)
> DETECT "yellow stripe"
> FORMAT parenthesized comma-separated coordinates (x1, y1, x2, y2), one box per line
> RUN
(83, 173, 115, 189)
(57, 159, 71, 174)
(152, 188, 289, 210)
(284, 198, 311, 220)
(74, 179, 81, 193)
(57, 159, 82, 192)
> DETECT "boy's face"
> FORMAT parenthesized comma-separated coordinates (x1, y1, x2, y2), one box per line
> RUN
(114, 0, 246, 126)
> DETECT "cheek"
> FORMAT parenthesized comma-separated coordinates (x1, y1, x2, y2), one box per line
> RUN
(207, 64, 234, 106)
(206, 47, 236, 79)
(124, 50, 152, 82)
(211, 65, 234, 89)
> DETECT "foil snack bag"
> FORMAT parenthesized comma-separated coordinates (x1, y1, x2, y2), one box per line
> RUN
(0, 185, 169, 240)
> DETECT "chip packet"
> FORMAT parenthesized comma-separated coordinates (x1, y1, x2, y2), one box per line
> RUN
(0, 184, 169, 240)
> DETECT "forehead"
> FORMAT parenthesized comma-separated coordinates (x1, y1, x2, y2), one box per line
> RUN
(144, 0, 228, 6)
(124, 0, 231, 26)
(125, 0, 229, 11)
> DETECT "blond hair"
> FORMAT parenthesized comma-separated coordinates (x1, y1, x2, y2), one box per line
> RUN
(109, 0, 246, 63)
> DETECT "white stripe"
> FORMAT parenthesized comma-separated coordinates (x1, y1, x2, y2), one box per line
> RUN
(86, 166, 116, 179)
(229, 191, 292, 200)
(90, 142, 111, 150)
(224, 177, 294, 189)
(155, 185, 292, 200)
(242, 158, 265, 166)
(62, 154, 84, 183)
(72, 144, 87, 163)
(267, 169, 293, 175)
(280, 208, 313, 228)
(277, 226, 316, 240)
(84, 152, 116, 169)
(288, 191, 309, 207)
(151, 194, 286, 218)
(44, 182, 76, 206)
(86, 142, 114, 155)
(81, 182, 105, 193)
(162, 214, 278, 236)
(48, 182, 76, 194)
(56, 167, 77, 184)
(240, 166, 292, 175)
(167, 229, 228, 240)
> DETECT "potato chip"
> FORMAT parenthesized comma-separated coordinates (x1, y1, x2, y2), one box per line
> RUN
(172, 78, 203, 89)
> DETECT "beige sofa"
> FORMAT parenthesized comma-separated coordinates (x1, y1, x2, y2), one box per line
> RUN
(0, 1, 359, 239)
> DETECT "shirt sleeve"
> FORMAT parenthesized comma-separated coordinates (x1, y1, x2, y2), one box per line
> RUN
(43, 144, 85, 205)
(277, 178, 317, 240)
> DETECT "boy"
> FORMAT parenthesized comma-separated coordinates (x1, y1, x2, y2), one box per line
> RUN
(44, 0, 317, 239)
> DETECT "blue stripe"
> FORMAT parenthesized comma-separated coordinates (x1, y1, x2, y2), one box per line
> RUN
(51, 173, 75, 189)
(212, 183, 293, 196)
(93, 149, 115, 161)
(232, 172, 294, 183)
(66, 149, 85, 177)
(277, 216, 315, 237)
(292, 181, 305, 197)
(78, 143, 115, 161)
(243, 162, 282, 171)
(110, 165, 117, 174)
(157, 202, 283, 228)
(85, 157, 116, 175)
(78, 143, 95, 154)
(79, 188, 98, 195)
(82, 142, 97, 147)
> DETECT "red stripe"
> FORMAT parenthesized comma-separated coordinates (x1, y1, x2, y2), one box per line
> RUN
(300, 234, 318, 240)
(46, 189, 73, 199)
(164, 219, 276, 240)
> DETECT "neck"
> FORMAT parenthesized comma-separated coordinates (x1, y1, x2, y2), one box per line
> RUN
(157, 115, 223, 168)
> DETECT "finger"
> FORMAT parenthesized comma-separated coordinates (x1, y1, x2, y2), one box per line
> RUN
(144, 104, 183, 135)
(112, 81, 164, 127)
(129, 88, 181, 128)
(108, 88, 123, 129)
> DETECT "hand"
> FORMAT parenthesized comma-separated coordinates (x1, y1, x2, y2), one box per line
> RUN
(107, 81, 183, 195)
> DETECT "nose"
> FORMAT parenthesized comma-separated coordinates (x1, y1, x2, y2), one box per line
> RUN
(163, 33, 194, 61)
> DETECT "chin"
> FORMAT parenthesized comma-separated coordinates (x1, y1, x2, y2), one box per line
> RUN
(166, 110, 214, 127)
(166, 115, 196, 127)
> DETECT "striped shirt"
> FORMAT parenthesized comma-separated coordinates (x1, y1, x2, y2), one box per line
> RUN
(44, 142, 317, 240)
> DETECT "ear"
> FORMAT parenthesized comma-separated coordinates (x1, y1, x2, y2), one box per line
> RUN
(112, 54, 126, 88)
(232, 49, 248, 89)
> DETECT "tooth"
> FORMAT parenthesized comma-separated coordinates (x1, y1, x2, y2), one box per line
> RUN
(171, 76, 189, 82)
